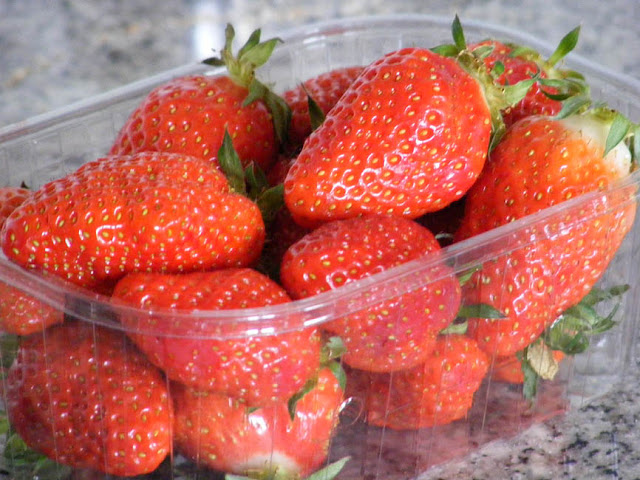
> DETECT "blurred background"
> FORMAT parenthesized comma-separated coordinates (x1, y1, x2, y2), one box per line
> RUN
(1, 0, 638, 127)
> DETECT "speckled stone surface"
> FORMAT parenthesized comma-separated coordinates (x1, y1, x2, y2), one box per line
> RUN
(1, 0, 639, 127)
(1, 1, 640, 479)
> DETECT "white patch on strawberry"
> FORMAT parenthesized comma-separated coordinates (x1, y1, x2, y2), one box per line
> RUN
(235, 452, 301, 477)
(561, 113, 632, 179)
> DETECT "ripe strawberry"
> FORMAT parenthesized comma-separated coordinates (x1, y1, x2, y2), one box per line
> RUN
(348, 335, 489, 430)
(112, 268, 321, 406)
(283, 45, 493, 227)
(5, 322, 173, 476)
(280, 215, 461, 372)
(470, 26, 586, 128)
(0, 187, 31, 227)
(1, 151, 265, 292)
(0, 187, 63, 335)
(282, 66, 364, 152)
(109, 24, 289, 172)
(173, 366, 344, 478)
(456, 110, 636, 356)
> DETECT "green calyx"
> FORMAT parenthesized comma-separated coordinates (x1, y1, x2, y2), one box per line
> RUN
(225, 457, 350, 480)
(203, 24, 292, 146)
(520, 284, 629, 401)
(217, 130, 284, 226)
(432, 16, 535, 147)
(203, 24, 280, 89)
(500, 25, 591, 120)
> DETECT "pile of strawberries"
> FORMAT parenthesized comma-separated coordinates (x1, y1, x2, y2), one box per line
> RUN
(0, 16, 637, 480)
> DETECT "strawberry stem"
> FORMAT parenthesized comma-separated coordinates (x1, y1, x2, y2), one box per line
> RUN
(203, 24, 292, 147)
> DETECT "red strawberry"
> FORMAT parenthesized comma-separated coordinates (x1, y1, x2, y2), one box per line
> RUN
(173, 366, 344, 478)
(0, 187, 64, 335)
(0, 187, 31, 228)
(470, 26, 584, 127)
(1, 151, 265, 292)
(283, 45, 493, 227)
(5, 322, 173, 476)
(348, 335, 489, 430)
(111, 268, 321, 406)
(456, 110, 636, 356)
(283, 66, 364, 152)
(280, 215, 461, 372)
(109, 24, 289, 172)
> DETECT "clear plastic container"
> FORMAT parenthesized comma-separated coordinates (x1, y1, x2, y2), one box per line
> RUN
(1, 14, 639, 480)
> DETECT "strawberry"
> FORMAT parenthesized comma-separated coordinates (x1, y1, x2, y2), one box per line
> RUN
(1, 151, 265, 292)
(5, 322, 173, 476)
(456, 110, 636, 356)
(109, 24, 290, 172)
(0, 187, 63, 335)
(469, 26, 585, 127)
(282, 16, 539, 228)
(282, 66, 364, 152)
(0, 187, 31, 227)
(280, 214, 461, 372)
(173, 366, 344, 478)
(283, 44, 493, 227)
(348, 335, 489, 430)
(111, 268, 321, 406)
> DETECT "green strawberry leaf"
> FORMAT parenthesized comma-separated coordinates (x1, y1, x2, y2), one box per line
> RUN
(238, 34, 282, 70)
(509, 45, 540, 60)
(604, 111, 632, 157)
(440, 319, 468, 335)
(307, 93, 326, 132)
(451, 15, 467, 51)
(247, 78, 292, 146)
(217, 132, 285, 226)
(457, 266, 481, 286)
(306, 457, 350, 480)
(322, 336, 347, 362)
(518, 349, 539, 401)
(490, 60, 505, 77)
(255, 183, 285, 226)
(430, 43, 460, 57)
(327, 360, 348, 393)
(632, 124, 640, 166)
(225, 456, 350, 480)
(581, 284, 630, 307)
(287, 377, 318, 421)
(546, 26, 581, 68)
(471, 44, 496, 60)
(2, 432, 71, 480)
(545, 284, 628, 355)
(245, 162, 271, 196)
(512, 284, 628, 401)
(236, 27, 262, 58)
(0, 334, 20, 380)
(457, 303, 505, 319)
(501, 77, 537, 107)
(551, 94, 592, 120)
(218, 130, 248, 196)
(202, 23, 291, 145)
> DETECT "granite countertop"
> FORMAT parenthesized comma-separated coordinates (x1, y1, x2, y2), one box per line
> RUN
(2, 1, 640, 479)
